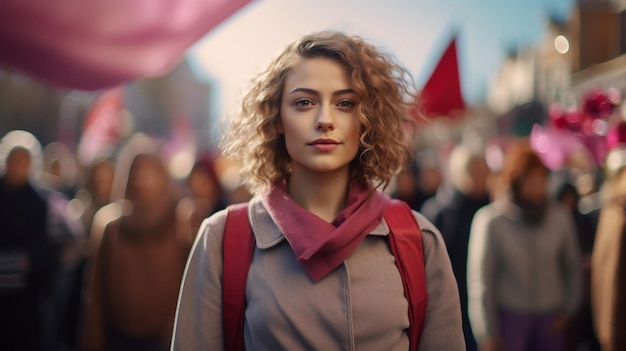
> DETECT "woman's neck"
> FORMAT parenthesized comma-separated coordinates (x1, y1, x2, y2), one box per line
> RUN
(287, 170, 350, 223)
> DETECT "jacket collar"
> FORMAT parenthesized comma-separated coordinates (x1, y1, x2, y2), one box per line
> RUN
(248, 196, 389, 249)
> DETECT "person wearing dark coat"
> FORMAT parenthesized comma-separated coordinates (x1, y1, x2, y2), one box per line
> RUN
(556, 182, 600, 351)
(422, 144, 491, 351)
(0, 146, 57, 351)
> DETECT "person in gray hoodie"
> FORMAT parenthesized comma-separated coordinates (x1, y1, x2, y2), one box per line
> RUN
(171, 30, 464, 351)
(467, 138, 582, 351)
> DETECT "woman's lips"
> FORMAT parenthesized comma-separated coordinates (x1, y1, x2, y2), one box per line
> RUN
(309, 138, 340, 152)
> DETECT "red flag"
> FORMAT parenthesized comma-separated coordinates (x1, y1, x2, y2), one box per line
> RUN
(77, 87, 126, 165)
(418, 36, 465, 119)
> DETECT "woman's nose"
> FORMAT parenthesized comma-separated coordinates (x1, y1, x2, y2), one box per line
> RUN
(316, 121, 335, 131)
(315, 107, 335, 131)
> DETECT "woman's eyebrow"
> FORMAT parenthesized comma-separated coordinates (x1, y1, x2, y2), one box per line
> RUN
(288, 87, 319, 96)
(288, 87, 356, 96)
(333, 89, 357, 96)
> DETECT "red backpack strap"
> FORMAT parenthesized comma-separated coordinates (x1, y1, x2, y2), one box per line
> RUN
(222, 202, 254, 351)
(384, 199, 427, 351)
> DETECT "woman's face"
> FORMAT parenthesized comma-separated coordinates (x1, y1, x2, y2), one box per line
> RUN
(278, 57, 360, 178)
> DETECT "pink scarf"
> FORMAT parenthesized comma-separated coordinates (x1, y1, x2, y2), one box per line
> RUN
(261, 181, 390, 282)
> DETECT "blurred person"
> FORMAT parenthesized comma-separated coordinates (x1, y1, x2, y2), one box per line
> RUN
(0, 146, 58, 351)
(40, 142, 81, 199)
(556, 182, 600, 351)
(414, 148, 443, 211)
(467, 138, 582, 351)
(390, 149, 442, 212)
(81, 135, 190, 351)
(176, 154, 227, 244)
(591, 166, 626, 351)
(37, 142, 86, 278)
(35, 181, 85, 351)
(172, 30, 464, 350)
(75, 157, 116, 239)
(422, 144, 491, 351)
(36, 143, 87, 351)
(57, 157, 115, 351)
(390, 157, 422, 210)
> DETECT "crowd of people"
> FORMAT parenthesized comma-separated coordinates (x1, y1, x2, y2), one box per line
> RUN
(0, 123, 623, 351)
(393, 137, 623, 351)
(1, 29, 625, 351)
(0, 132, 246, 351)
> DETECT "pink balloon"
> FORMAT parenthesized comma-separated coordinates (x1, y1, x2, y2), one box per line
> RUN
(530, 124, 586, 170)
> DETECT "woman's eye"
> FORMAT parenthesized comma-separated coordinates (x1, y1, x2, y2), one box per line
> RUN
(337, 100, 355, 109)
(294, 99, 314, 107)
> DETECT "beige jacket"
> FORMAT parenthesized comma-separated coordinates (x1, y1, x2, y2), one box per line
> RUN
(172, 196, 465, 350)
(592, 170, 626, 351)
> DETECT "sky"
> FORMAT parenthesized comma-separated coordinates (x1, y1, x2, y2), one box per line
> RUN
(186, 0, 574, 120)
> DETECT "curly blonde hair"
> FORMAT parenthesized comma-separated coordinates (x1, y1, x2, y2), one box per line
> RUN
(220, 30, 420, 194)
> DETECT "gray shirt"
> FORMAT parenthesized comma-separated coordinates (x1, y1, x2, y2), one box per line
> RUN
(467, 199, 582, 342)
(172, 196, 465, 350)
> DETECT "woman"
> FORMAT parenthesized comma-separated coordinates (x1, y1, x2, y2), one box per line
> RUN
(467, 138, 582, 351)
(172, 30, 464, 350)
(81, 135, 190, 351)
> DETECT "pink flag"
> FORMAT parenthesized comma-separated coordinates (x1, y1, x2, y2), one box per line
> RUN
(77, 87, 125, 165)
(0, 0, 252, 90)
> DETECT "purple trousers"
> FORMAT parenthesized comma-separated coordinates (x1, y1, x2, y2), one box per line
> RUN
(499, 310, 564, 351)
